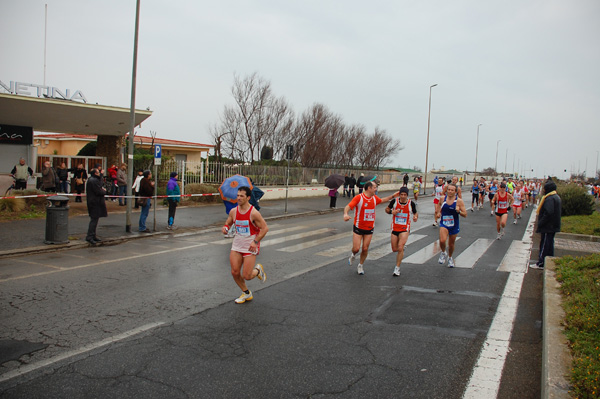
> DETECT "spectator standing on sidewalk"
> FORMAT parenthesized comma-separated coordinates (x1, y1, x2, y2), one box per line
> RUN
(56, 163, 69, 193)
(530, 178, 561, 270)
(328, 188, 338, 209)
(116, 164, 128, 206)
(357, 173, 366, 194)
(10, 158, 34, 190)
(85, 168, 107, 245)
(403, 173, 409, 187)
(132, 169, 144, 209)
(41, 161, 58, 193)
(138, 170, 154, 233)
(348, 173, 357, 197)
(70, 164, 87, 202)
(166, 172, 180, 230)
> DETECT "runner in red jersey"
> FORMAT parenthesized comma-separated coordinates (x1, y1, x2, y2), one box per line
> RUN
(491, 182, 514, 240)
(385, 187, 418, 276)
(222, 186, 269, 304)
(344, 181, 399, 275)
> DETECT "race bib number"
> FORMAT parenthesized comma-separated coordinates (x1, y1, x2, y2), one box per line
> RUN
(235, 220, 250, 236)
(499, 201, 507, 209)
(364, 208, 375, 221)
(395, 212, 408, 225)
(442, 215, 455, 227)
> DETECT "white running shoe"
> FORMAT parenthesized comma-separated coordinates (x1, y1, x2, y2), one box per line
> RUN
(433, 221, 438, 227)
(393, 266, 401, 276)
(448, 257, 455, 268)
(357, 264, 364, 275)
(501, 228, 505, 237)
(348, 253, 356, 266)
(513, 219, 517, 224)
(255, 264, 266, 283)
(497, 232, 502, 240)
(470, 207, 474, 212)
(490, 211, 494, 216)
(438, 251, 447, 264)
(234, 291, 253, 304)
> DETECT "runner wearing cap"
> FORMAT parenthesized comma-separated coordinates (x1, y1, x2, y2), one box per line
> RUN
(385, 187, 418, 276)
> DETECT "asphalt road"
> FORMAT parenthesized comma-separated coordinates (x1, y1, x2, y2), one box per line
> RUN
(0, 197, 542, 398)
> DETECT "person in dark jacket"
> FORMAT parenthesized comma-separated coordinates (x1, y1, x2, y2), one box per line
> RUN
(357, 173, 366, 194)
(348, 173, 356, 197)
(530, 179, 561, 269)
(56, 162, 69, 193)
(138, 170, 154, 233)
(85, 168, 107, 245)
(70, 164, 88, 202)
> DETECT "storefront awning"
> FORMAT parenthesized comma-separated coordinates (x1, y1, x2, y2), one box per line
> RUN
(0, 93, 152, 136)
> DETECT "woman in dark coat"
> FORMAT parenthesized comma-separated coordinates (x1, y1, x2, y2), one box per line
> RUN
(85, 168, 107, 245)
(70, 164, 88, 202)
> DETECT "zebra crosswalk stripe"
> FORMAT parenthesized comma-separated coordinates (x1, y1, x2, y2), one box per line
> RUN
(454, 238, 495, 269)
(367, 234, 427, 260)
(403, 237, 462, 264)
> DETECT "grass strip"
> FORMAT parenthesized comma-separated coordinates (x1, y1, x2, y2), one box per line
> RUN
(555, 254, 600, 398)
(561, 211, 600, 236)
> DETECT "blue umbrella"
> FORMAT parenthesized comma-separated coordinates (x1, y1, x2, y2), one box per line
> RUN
(219, 174, 253, 203)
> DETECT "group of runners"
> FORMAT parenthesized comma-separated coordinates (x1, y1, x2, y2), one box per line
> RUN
(221, 176, 544, 304)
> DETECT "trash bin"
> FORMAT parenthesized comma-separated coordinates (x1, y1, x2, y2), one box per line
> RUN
(45, 195, 70, 244)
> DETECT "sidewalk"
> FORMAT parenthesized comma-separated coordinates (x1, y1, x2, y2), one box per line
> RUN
(0, 192, 380, 258)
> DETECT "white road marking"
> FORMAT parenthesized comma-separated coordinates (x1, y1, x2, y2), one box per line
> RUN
(497, 240, 531, 272)
(0, 322, 166, 384)
(260, 228, 334, 246)
(454, 238, 495, 269)
(0, 243, 207, 283)
(403, 237, 461, 264)
(209, 225, 306, 245)
(314, 233, 389, 257)
(278, 231, 350, 252)
(367, 234, 427, 260)
(462, 208, 537, 398)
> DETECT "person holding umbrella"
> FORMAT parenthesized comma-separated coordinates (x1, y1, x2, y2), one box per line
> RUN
(344, 181, 399, 275)
(222, 186, 269, 304)
(324, 174, 345, 209)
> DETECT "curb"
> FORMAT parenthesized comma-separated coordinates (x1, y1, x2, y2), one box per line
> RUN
(542, 257, 572, 398)
(556, 232, 600, 243)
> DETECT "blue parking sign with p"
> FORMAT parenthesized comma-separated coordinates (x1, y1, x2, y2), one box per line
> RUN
(155, 145, 162, 158)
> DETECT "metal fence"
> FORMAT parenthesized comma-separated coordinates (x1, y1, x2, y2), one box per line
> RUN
(156, 159, 404, 188)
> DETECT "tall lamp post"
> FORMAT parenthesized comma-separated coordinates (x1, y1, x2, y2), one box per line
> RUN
(423, 83, 437, 195)
(495, 139, 501, 176)
(474, 124, 482, 176)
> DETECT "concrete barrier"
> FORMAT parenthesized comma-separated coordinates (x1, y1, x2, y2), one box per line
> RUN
(542, 258, 572, 399)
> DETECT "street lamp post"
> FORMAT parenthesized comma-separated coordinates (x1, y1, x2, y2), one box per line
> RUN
(423, 83, 437, 195)
(474, 124, 482, 176)
(495, 140, 501, 175)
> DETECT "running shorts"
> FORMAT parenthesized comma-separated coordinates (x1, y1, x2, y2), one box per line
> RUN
(353, 226, 374, 235)
(472, 193, 479, 203)
(391, 229, 409, 236)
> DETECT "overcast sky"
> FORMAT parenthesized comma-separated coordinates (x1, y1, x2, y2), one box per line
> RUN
(2, 0, 599, 179)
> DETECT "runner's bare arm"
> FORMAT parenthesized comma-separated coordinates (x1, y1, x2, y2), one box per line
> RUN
(343, 205, 352, 222)
(456, 198, 467, 218)
(222, 208, 235, 234)
(379, 191, 399, 203)
(251, 210, 269, 242)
